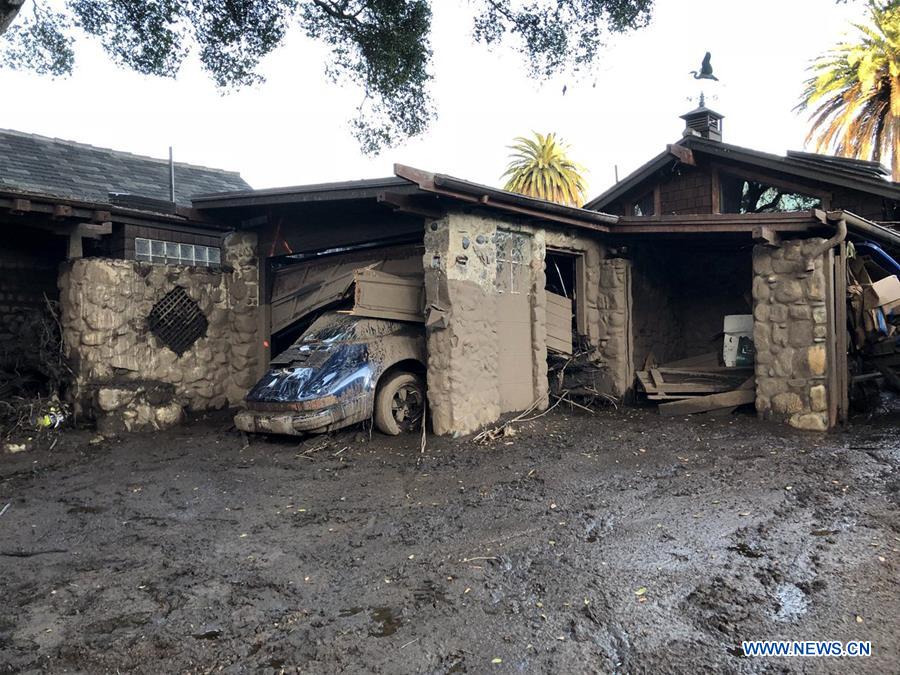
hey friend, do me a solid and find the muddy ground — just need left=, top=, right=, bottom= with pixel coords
left=1, top=401, right=898, bottom=674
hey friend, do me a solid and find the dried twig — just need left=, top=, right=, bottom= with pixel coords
left=0, top=503, right=9, bottom=518
left=420, top=396, right=427, bottom=455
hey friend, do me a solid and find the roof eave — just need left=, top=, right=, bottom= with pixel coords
left=395, top=164, right=618, bottom=231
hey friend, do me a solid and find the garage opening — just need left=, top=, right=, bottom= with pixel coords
left=629, top=239, right=756, bottom=407
left=0, top=230, right=68, bottom=403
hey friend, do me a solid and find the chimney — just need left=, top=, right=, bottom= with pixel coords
left=680, top=93, right=724, bottom=141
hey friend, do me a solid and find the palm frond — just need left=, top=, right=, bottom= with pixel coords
left=797, top=0, right=900, bottom=178
left=500, top=131, right=588, bottom=206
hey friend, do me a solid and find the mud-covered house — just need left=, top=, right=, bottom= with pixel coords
left=189, top=103, right=898, bottom=436
left=3, top=105, right=898, bottom=439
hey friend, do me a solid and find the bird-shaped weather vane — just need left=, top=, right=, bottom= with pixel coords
left=690, top=52, right=718, bottom=81
left=686, top=52, right=720, bottom=108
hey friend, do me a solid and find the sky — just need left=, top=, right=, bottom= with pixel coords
left=0, top=0, right=868, bottom=199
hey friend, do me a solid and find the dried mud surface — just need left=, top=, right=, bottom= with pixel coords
left=1, top=402, right=898, bottom=674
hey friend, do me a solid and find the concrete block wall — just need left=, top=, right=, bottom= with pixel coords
left=752, top=238, right=831, bottom=431
left=58, top=231, right=260, bottom=416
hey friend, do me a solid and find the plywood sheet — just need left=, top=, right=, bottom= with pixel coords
left=546, top=291, right=573, bottom=355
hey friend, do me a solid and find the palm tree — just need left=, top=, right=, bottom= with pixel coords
left=501, top=132, right=588, bottom=206
left=796, top=1, right=900, bottom=180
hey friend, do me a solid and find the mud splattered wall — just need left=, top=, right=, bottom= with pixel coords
left=423, top=213, right=503, bottom=436
left=752, top=238, right=831, bottom=431
left=423, top=211, right=636, bottom=436
left=58, top=231, right=259, bottom=416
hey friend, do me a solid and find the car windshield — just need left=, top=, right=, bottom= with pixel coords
left=301, top=312, right=400, bottom=345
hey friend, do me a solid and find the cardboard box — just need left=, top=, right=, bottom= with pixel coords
left=863, top=274, right=900, bottom=310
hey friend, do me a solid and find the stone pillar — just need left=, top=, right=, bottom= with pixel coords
left=223, top=231, right=260, bottom=405
left=752, top=238, right=830, bottom=431
left=530, top=231, right=550, bottom=410
left=596, top=257, right=633, bottom=397
left=423, top=213, right=501, bottom=436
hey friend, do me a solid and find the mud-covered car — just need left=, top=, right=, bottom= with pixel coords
left=234, top=312, right=426, bottom=436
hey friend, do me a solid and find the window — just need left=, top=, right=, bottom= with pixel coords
left=632, top=191, right=655, bottom=216
left=720, top=175, right=821, bottom=213
left=135, top=237, right=221, bottom=267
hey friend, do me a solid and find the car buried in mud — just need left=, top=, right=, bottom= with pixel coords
left=234, top=312, right=426, bottom=436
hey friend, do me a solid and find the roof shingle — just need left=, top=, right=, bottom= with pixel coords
left=0, top=128, right=250, bottom=206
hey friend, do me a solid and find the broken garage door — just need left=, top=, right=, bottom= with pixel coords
left=270, top=245, right=424, bottom=334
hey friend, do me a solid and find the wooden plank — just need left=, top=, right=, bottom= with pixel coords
left=836, top=242, right=849, bottom=423
left=661, top=352, right=720, bottom=368
left=657, top=367, right=753, bottom=378
left=574, top=255, right=587, bottom=335
left=351, top=269, right=425, bottom=322
left=650, top=368, right=664, bottom=389
left=825, top=247, right=838, bottom=428
left=658, top=387, right=755, bottom=416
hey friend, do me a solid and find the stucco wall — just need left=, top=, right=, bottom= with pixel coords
left=752, top=238, right=831, bottom=431
left=58, top=231, right=260, bottom=416
left=423, top=211, right=634, bottom=435
left=423, top=213, right=502, bottom=435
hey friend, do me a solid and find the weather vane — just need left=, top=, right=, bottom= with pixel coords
left=690, top=52, right=718, bottom=81
left=687, top=52, right=720, bottom=106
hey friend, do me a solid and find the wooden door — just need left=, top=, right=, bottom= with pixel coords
left=494, top=230, right=534, bottom=412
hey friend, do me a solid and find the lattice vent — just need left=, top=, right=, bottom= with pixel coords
left=147, top=287, right=208, bottom=356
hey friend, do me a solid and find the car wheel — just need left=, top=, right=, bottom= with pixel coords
left=374, top=371, right=425, bottom=435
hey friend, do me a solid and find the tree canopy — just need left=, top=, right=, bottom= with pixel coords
left=0, top=0, right=654, bottom=155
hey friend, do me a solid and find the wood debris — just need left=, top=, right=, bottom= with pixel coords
left=636, top=351, right=755, bottom=415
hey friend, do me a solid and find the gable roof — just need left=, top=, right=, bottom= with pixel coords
left=585, top=135, right=900, bottom=210
left=0, top=128, right=250, bottom=207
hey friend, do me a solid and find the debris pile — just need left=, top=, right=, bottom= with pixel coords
left=637, top=351, right=755, bottom=416
left=848, top=247, right=899, bottom=392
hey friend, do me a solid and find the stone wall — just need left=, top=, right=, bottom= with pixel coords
left=752, top=238, right=831, bottom=431
left=596, top=257, right=633, bottom=396
left=58, top=231, right=260, bottom=419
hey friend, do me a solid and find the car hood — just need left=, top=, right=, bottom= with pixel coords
left=247, top=342, right=373, bottom=404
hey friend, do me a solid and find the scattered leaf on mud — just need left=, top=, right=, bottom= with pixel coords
left=239, top=533, right=248, bottom=538
left=856, top=615, right=864, bottom=623
left=739, top=511, right=751, bottom=516
left=785, top=486, right=793, bottom=491
left=635, top=587, right=647, bottom=597
left=491, top=658, right=502, bottom=664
